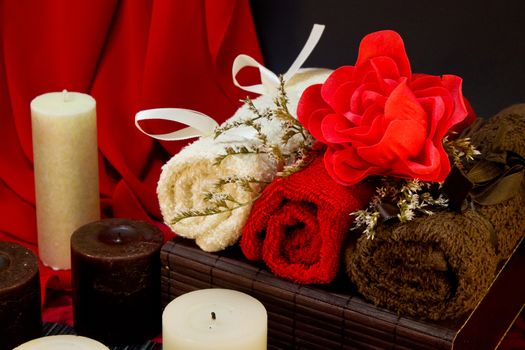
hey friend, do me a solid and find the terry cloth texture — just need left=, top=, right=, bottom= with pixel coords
left=346, top=104, right=525, bottom=320
left=466, top=104, right=525, bottom=260
left=241, top=155, right=373, bottom=284
left=157, top=69, right=332, bottom=252
left=346, top=210, right=499, bottom=320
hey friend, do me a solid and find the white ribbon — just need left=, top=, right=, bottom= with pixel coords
left=135, top=24, right=325, bottom=141
left=135, top=108, right=218, bottom=141
left=232, top=23, right=325, bottom=95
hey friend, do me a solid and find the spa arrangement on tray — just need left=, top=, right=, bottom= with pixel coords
left=147, top=28, right=525, bottom=321
left=3, top=24, right=524, bottom=350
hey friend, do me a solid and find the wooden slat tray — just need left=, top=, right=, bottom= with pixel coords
left=161, top=237, right=525, bottom=350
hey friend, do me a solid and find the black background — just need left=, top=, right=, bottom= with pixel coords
left=249, top=0, right=525, bottom=118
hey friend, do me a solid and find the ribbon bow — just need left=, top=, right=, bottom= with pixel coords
left=232, top=24, right=325, bottom=95
left=135, top=108, right=219, bottom=141
left=134, top=24, right=325, bottom=141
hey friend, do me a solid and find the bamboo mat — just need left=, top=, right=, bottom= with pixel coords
left=161, top=238, right=463, bottom=350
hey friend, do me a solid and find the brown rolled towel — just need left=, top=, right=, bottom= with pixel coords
left=466, top=104, right=525, bottom=259
left=346, top=210, right=498, bottom=320
left=345, top=105, right=525, bottom=320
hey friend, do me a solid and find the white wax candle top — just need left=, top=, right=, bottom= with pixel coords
left=31, top=91, right=96, bottom=116
left=163, top=288, right=267, bottom=350
left=13, top=335, right=109, bottom=350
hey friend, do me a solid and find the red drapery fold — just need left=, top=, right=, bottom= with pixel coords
left=0, top=0, right=262, bottom=298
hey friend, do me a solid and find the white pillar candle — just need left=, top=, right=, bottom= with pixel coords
left=163, top=288, right=267, bottom=350
left=31, top=91, right=100, bottom=270
left=13, top=335, right=109, bottom=350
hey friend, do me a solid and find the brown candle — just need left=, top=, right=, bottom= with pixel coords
left=0, top=242, right=42, bottom=350
left=71, top=218, right=163, bottom=344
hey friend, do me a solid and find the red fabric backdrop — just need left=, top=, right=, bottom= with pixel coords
left=0, top=0, right=262, bottom=296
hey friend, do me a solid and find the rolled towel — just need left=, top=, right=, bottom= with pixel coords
left=241, top=154, right=373, bottom=284
left=345, top=104, right=525, bottom=320
left=345, top=210, right=499, bottom=320
left=157, top=69, right=331, bottom=252
left=465, top=104, right=525, bottom=259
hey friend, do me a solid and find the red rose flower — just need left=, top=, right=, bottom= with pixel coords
left=297, top=30, right=474, bottom=185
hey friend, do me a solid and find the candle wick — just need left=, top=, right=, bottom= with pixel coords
left=211, top=311, right=216, bottom=321
left=62, top=89, right=72, bottom=102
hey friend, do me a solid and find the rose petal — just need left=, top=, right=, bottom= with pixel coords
left=321, top=66, right=354, bottom=106
left=352, top=61, right=375, bottom=84
left=414, top=84, right=452, bottom=106
left=357, top=118, right=426, bottom=167
left=336, top=112, right=385, bottom=144
left=369, top=56, right=402, bottom=94
left=451, top=97, right=477, bottom=134
left=354, top=81, right=426, bottom=165
left=350, top=82, right=382, bottom=114
left=297, top=84, right=330, bottom=126
left=418, top=96, right=445, bottom=140
left=434, top=144, right=452, bottom=182
left=383, top=79, right=426, bottom=128
left=361, top=90, right=387, bottom=111
left=410, top=74, right=443, bottom=91
left=361, top=104, right=384, bottom=126
left=393, top=139, right=441, bottom=179
left=356, top=30, right=411, bottom=78
left=308, top=109, right=334, bottom=143
left=413, top=85, right=450, bottom=99
left=324, top=147, right=372, bottom=185
left=436, top=75, right=468, bottom=138
left=321, top=114, right=356, bottom=143
left=342, top=110, right=363, bottom=125
left=332, top=80, right=359, bottom=115
left=369, top=56, right=401, bottom=80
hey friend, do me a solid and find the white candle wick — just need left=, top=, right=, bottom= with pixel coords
left=163, top=289, right=267, bottom=349
left=62, top=89, right=73, bottom=102
left=208, top=311, right=217, bottom=330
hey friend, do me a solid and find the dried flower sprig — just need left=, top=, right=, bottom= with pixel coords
left=171, top=76, right=314, bottom=225
left=351, top=179, right=448, bottom=239
left=443, top=136, right=481, bottom=168
left=170, top=195, right=260, bottom=225
left=213, top=175, right=270, bottom=193
left=351, top=133, right=480, bottom=239
left=351, top=209, right=380, bottom=240
left=213, top=145, right=262, bottom=166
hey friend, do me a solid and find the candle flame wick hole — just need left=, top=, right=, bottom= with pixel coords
left=114, top=232, right=122, bottom=243
left=211, top=311, right=216, bottom=321
left=62, top=89, right=73, bottom=102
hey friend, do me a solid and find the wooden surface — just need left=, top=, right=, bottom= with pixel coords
left=161, top=237, right=524, bottom=349
left=161, top=238, right=525, bottom=349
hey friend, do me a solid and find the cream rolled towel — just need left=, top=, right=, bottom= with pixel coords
left=157, top=68, right=332, bottom=252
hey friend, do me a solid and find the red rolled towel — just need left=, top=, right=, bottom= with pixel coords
left=240, top=154, right=373, bottom=284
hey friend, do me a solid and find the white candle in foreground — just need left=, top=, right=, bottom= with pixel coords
left=31, top=91, right=100, bottom=270
left=13, top=335, right=109, bottom=350
left=163, top=289, right=267, bottom=350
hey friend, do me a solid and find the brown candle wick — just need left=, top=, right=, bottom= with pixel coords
left=211, top=311, right=216, bottom=321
